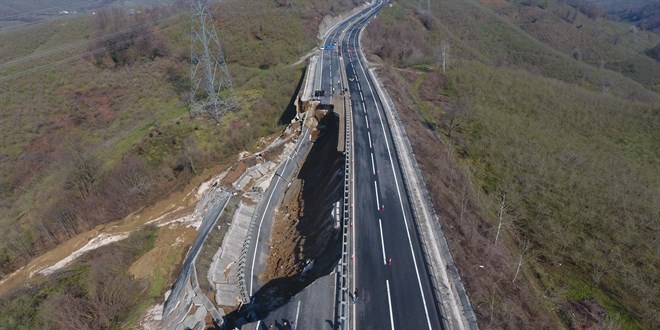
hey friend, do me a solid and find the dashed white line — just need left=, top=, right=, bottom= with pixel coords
left=295, top=300, right=301, bottom=326
left=379, top=219, right=386, bottom=265
left=370, top=152, right=375, bottom=174
left=354, top=26, right=434, bottom=329
left=367, top=131, right=373, bottom=149
left=365, top=116, right=369, bottom=129
left=386, top=280, right=395, bottom=330
left=374, top=180, right=380, bottom=209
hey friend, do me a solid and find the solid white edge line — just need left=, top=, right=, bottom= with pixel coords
left=379, top=219, right=386, bottom=265
left=386, top=280, right=395, bottom=330
left=249, top=127, right=308, bottom=297
left=250, top=176, right=280, bottom=295
left=354, top=15, right=434, bottom=330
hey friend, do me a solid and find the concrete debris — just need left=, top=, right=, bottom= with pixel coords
left=209, top=203, right=255, bottom=307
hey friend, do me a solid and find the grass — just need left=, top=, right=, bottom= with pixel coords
left=446, top=62, right=658, bottom=325
left=365, top=0, right=659, bottom=328
left=0, top=0, right=317, bottom=271
left=1, top=0, right=359, bottom=324
left=0, top=226, right=158, bottom=329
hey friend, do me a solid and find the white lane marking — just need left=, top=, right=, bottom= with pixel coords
left=337, top=4, right=382, bottom=329
left=386, top=280, right=395, bottom=330
left=370, top=152, right=375, bottom=174
left=374, top=180, right=380, bottom=209
left=362, top=103, right=366, bottom=113
left=379, top=219, right=386, bottom=265
left=360, top=91, right=364, bottom=101
left=354, top=22, right=434, bottom=330
left=250, top=176, right=280, bottom=295
left=349, top=32, right=358, bottom=330
left=365, top=115, right=369, bottom=129
left=368, top=131, right=373, bottom=149
left=250, top=127, right=308, bottom=296
left=295, top=300, right=301, bottom=325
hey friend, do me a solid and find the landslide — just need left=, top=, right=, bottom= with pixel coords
left=224, top=109, right=346, bottom=324
left=264, top=110, right=344, bottom=283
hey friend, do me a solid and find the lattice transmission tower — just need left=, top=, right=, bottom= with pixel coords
left=190, top=0, right=237, bottom=123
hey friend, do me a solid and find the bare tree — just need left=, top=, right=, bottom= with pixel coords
left=66, top=146, right=101, bottom=202
left=43, top=201, right=80, bottom=239
left=439, top=40, right=451, bottom=73
left=495, top=194, right=507, bottom=244
left=513, top=240, right=532, bottom=282
left=183, top=137, right=200, bottom=176
left=6, top=230, right=35, bottom=258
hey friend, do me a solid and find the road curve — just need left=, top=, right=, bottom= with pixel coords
left=341, top=2, right=446, bottom=330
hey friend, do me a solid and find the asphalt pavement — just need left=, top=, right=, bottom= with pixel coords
left=341, top=5, right=445, bottom=330
left=242, top=1, right=446, bottom=328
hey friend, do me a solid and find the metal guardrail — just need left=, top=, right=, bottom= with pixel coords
left=162, top=190, right=231, bottom=328
left=355, top=22, right=478, bottom=329
left=237, top=120, right=312, bottom=304
left=336, top=53, right=353, bottom=330
left=237, top=190, right=265, bottom=304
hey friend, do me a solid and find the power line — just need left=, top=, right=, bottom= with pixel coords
left=189, top=0, right=237, bottom=123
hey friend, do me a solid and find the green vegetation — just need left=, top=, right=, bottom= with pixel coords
left=2, top=0, right=318, bottom=274
left=365, top=0, right=659, bottom=328
left=0, top=226, right=157, bottom=329
left=0, top=0, right=359, bottom=324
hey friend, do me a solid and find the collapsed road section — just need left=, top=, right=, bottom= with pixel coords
left=223, top=93, right=346, bottom=328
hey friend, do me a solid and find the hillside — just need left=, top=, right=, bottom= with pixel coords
left=364, top=0, right=659, bottom=328
left=594, top=0, right=660, bottom=35
left=0, top=0, right=359, bottom=327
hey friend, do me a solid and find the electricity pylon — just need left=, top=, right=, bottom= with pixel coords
left=190, top=0, right=237, bottom=123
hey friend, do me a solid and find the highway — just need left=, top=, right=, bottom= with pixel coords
left=340, top=4, right=445, bottom=330
left=242, top=1, right=446, bottom=328
left=240, top=4, right=382, bottom=330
